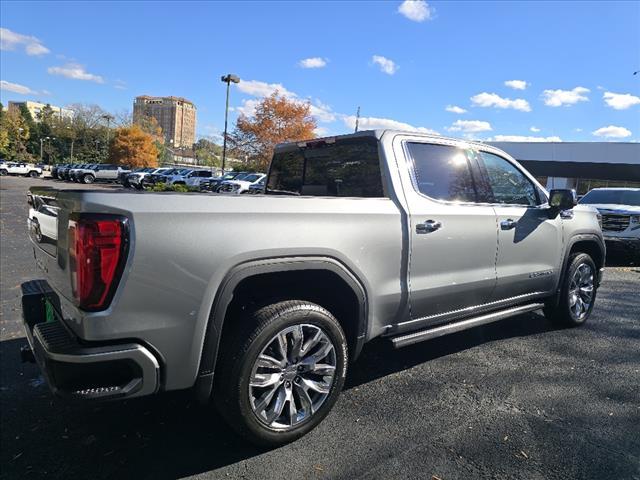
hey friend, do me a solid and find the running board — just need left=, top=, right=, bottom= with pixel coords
left=390, top=303, right=545, bottom=349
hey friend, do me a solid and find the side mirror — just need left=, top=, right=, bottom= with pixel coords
left=549, top=189, right=577, bottom=211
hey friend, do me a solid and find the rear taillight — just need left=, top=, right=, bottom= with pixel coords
left=68, top=215, right=129, bottom=311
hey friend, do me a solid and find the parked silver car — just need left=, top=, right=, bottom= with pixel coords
left=79, top=164, right=131, bottom=184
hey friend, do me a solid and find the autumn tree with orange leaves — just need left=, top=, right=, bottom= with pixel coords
left=228, top=92, right=316, bottom=170
left=109, top=124, right=159, bottom=168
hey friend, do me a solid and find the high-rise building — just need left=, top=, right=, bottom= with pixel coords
left=8, top=101, right=74, bottom=122
left=133, top=95, right=197, bottom=148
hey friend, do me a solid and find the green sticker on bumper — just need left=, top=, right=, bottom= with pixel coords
left=44, top=299, right=55, bottom=323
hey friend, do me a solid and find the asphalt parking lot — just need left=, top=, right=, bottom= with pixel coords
left=1, top=175, right=639, bottom=480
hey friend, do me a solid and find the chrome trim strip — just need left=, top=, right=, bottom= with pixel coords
left=398, top=292, right=545, bottom=330
left=391, top=302, right=544, bottom=348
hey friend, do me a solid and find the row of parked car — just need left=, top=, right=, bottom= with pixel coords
left=50, top=163, right=267, bottom=194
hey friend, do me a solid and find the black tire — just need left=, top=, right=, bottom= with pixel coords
left=29, top=170, right=39, bottom=177
left=0, top=169, right=7, bottom=176
left=544, top=252, right=597, bottom=326
left=82, top=174, right=95, bottom=184
left=214, top=300, right=348, bottom=447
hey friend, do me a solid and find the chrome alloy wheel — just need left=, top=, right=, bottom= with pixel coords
left=248, top=324, right=337, bottom=430
left=569, top=263, right=594, bottom=320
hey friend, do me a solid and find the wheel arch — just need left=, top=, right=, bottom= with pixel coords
left=194, top=256, right=368, bottom=402
left=554, top=234, right=605, bottom=299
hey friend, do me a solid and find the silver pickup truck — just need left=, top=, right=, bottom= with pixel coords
left=21, top=130, right=605, bottom=446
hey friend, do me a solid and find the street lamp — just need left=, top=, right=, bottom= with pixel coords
left=40, top=136, right=51, bottom=162
left=66, top=126, right=75, bottom=161
left=220, top=73, right=240, bottom=175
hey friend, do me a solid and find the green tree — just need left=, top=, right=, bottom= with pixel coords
left=194, top=138, right=222, bottom=167
left=1, top=108, right=32, bottom=160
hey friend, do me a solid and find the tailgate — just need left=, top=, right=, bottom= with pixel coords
left=27, top=186, right=77, bottom=304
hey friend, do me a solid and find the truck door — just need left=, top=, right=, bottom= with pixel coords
left=394, top=139, right=499, bottom=326
left=474, top=150, right=563, bottom=300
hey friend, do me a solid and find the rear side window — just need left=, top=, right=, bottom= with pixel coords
left=477, top=152, right=540, bottom=206
left=406, top=143, right=478, bottom=202
left=267, top=137, right=384, bottom=197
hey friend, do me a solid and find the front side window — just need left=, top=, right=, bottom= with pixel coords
left=406, top=142, right=478, bottom=202
left=478, top=152, right=539, bottom=206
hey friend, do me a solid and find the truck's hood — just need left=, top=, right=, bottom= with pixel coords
left=585, top=204, right=640, bottom=215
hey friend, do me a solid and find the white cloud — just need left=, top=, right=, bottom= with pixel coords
left=504, top=80, right=528, bottom=90
left=236, top=79, right=296, bottom=98
left=530, top=126, right=541, bottom=132
left=0, top=28, right=49, bottom=56
left=489, top=135, right=561, bottom=142
left=114, top=79, right=127, bottom=90
left=343, top=115, right=438, bottom=135
left=447, top=120, right=492, bottom=133
left=398, top=0, right=434, bottom=22
left=592, top=125, right=632, bottom=138
left=445, top=105, right=467, bottom=114
left=299, top=57, right=327, bottom=69
left=541, top=86, right=589, bottom=107
left=309, top=101, right=336, bottom=123
left=0, top=80, right=39, bottom=95
left=372, top=55, right=398, bottom=75
left=470, top=92, right=531, bottom=112
left=314, top=126, right=330, bottom=137
left=574, top=128, right=583, bottom=132
left=233, top=98, right=261, bottom=117
left=47, top=63, right=104, bottom=83
left=603, top=91, right=640, bottom=110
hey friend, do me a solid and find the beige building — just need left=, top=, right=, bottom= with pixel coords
left=8, top=100, right=74, bottom=121
left=133, top=95, right=197, bottom=148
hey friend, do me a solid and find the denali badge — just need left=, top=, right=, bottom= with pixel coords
left=529, top=270, right=553, bottom=278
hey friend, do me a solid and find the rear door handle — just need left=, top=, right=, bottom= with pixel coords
left=416, top=219, right=442, bottom=234
left=500, top=219, right=517, bottom=230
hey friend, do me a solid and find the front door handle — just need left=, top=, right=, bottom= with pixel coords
left=500, top=219, right=517, bottom=230
left=416, top=219, right=442, bottom=234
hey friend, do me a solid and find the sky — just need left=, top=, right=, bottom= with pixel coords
left=1, top=1, right=639, bottom=143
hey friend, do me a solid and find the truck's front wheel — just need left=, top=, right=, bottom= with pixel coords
left=544, top=252, right=597, bottom=326
left=215, top=300, right=348, bottom=447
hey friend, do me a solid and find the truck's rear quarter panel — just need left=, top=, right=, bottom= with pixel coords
left=31, top=190, right=403, bottom=390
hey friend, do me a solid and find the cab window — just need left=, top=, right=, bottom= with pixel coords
left=406, top=143, right=478, bottom=203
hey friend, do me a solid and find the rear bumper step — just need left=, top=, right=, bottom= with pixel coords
left=21, top=280, right=160, bottom=401
left=390, top=303, right=545, bottom=349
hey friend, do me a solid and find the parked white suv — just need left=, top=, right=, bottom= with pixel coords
left=579, top=187, right=640, bottom=259
left=124, top=167, right=163, bottom=189
left=182, top=169, right=218, bottom=189
left=0, top=162, right=42, bottom=177
left=217, top=173, right=266, bottom=194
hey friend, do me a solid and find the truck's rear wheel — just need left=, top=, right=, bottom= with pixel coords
left=215, top=300, right=348, bottom=447
left=29, top=170, right=39, bottom=177
left=82, top=174, right=95, bottom=184
left=544, top=252, right=597, bottom=326
left=0, top=169, right=7, bottom=176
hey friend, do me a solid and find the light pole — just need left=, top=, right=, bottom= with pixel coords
left=102, top=114, right=114, bottom=161
left=66, top=126, right=75, bottom=162
left=220, top=74, right=240, bottom=175
left=40, top=136, right=51, bottom=162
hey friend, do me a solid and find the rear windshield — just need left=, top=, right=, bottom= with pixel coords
left=266, top=137, right=384, bottom=197
left=579, top=189, right=640, bottom=207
